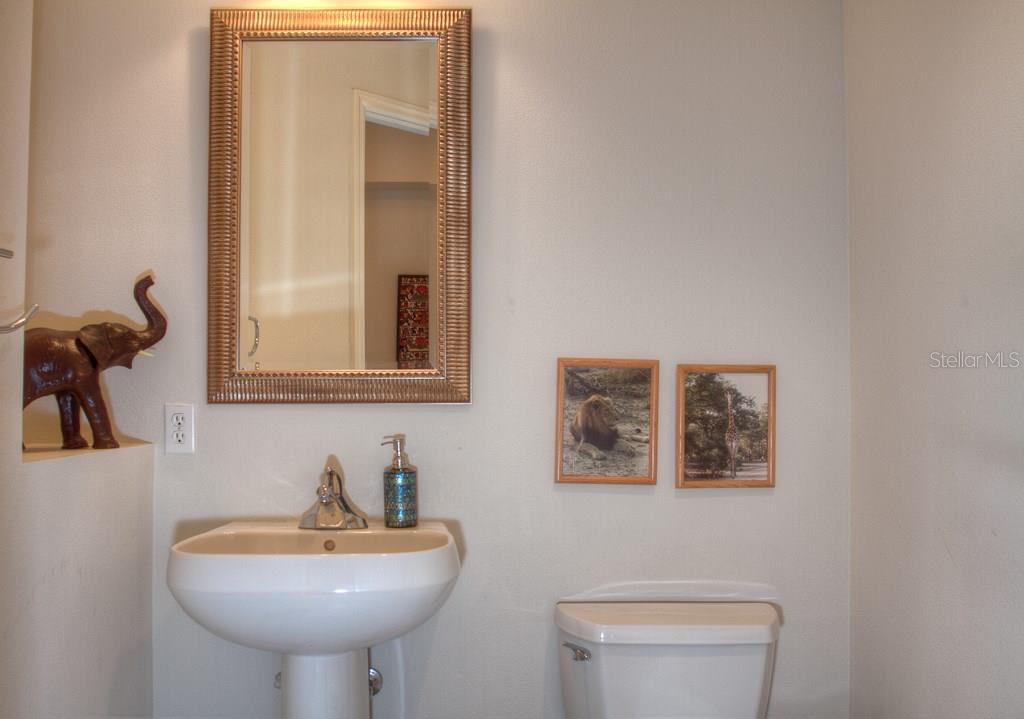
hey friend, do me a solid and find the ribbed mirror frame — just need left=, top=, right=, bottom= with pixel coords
left=208, top=8, right=471, bottom=403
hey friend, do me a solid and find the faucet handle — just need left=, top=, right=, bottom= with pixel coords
left=324, top=466, right=343, bottom=496
left=315, top=466, right=343, bottom=503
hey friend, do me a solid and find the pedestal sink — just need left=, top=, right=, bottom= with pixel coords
left=167, top=520, right=460, bottom=719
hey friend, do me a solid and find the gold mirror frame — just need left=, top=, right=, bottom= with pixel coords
left=208, top=9, right=471, bottom=403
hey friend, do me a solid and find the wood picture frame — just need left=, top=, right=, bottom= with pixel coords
left=556, top=358, right=659, bottom=485
left=676, top=364, right=775, bottom=488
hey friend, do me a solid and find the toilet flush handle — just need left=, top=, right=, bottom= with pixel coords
left=562, top=642, right=591, bottom=662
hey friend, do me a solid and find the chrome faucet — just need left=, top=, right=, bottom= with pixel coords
left=298, top=464, right=368, bottom=530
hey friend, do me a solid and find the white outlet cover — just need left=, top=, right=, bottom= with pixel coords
left=164, top=403, right=195, bottom=454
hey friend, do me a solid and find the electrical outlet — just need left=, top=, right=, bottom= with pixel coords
left=165, top=403, right=195, bottom=454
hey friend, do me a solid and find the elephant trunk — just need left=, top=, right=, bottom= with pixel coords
left=133, top=275, right=167, bottom=349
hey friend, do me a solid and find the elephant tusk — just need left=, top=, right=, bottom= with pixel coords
left=137, top=349, right=155, bottom=358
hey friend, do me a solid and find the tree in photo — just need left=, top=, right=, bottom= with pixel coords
left=684, top=373, right=766, bottom=477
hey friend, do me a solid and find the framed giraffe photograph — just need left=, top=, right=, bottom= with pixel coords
left=676, top=364, right=776, bottom=488
left=555, top=357, right=659, bottom=485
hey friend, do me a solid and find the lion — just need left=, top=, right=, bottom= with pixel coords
left=570, top=394, right=637, bottom=460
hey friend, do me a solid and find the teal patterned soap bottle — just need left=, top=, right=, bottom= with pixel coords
left=382, top=434, right=417, bottom=528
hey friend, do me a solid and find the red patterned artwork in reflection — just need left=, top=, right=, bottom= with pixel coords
left=397, top=274, right=429, bottom=369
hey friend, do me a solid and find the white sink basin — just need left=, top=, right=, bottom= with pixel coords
left=167, top=520, right=460, bottom=655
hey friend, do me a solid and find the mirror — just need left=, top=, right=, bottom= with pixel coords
left=208, top=9, right=471, bottom=403
left=240, top=40, right=439, bottom=372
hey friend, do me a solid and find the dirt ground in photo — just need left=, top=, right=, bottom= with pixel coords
left=560, top=366, right=652, bottom=478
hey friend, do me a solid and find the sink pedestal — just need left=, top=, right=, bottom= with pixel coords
left=283, top=650, right=369, bottom=719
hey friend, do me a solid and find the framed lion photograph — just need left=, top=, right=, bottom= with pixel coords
left=676, top=364, right=776, bottom=488
left=555, top=358, right=659, bottom=484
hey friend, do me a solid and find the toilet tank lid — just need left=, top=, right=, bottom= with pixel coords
left=555, top=602, right=779, bottom=646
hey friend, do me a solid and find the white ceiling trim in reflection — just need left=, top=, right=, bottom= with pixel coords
left=357, top=89, right=437, bottom=136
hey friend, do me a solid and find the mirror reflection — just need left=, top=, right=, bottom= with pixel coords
left=238, top=39, right=438, bottom=371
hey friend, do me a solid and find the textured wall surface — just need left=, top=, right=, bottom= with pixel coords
left=0, top=9, right=36, bottom=712
left=1, top=446, right=154, bottom=719
left=0, top=0, right=32, bottom=457
left=1, top=5, right=152, bottom=717
left=24, top=1, right=850, bottom=717
left=846, top=2, right=1024, bottom=717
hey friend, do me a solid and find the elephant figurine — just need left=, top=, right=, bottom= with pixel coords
left=23, top=275, right=167, bottom=449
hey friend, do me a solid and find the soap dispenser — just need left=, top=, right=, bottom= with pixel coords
left=381, top=434, right=417, bottom=528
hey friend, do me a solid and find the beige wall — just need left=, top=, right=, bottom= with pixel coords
left=1, top=3, right=152, bottom=717
left=0, top=22, right=35, bottom=714
left=846, top=2, right=1024, bottom=717
left=0, top=0, right=32, bottom=455
left=364, top=185, right=437, bottom=368
left=4, top=446, right=155, bottom=719
left=21, top=1, right=851, bottom=717
left=365, top=123, right=438, bottom=184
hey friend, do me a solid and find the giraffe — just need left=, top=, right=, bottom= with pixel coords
left=725, top=392, right=739, bottom=478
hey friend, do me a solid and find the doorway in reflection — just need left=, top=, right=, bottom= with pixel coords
left=364, top=121, right=437, bottom=369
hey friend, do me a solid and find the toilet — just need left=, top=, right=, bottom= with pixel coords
left=556, top=599, right=780, bottom=719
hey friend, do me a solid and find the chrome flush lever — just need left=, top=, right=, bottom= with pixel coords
left=562, top=642, right=591, bottom=661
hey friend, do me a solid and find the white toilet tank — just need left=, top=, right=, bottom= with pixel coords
left=556, top=602, right=779, bottom=719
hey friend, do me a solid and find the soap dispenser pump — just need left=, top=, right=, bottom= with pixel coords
left=382, top=434, right=417, bottom=528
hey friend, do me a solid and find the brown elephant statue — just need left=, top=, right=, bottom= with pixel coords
left=23, top=275, right=167, bottom=449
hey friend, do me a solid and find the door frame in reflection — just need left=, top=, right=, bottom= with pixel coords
left=352, top=89, right=437, bottom=369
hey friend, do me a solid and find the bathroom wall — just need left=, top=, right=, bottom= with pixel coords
left=24, top=1, right=851, bottom=717
left=0, top=2, right=153, bottom=718
left=4, top=446, right=155, bottom=719
left=846, top=2, right=1024, bottom=717
left=0, top=1, right=32, bottom=457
